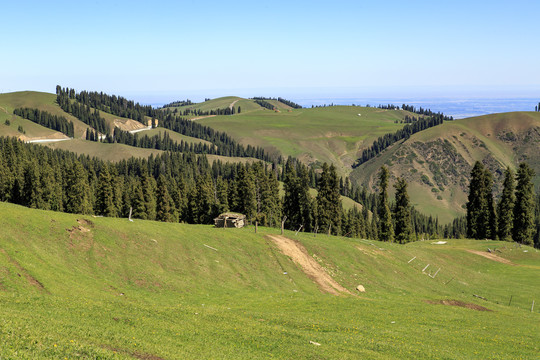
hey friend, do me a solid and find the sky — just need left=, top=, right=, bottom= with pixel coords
left=2, top=0, right=540, bottom=103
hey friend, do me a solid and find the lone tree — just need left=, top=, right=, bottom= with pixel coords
left=378, top=166, right=394, bottom=241
left=497, top=167, right=515, bottom=241
left=513, top=163, right=535, bottom=245
left=393, top=177, right=412, bottom=243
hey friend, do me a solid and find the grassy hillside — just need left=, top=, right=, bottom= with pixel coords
left=43, top=139, right=164, bottom=162
left=1, top=202, right=538, bottom=359
left=199, top=106, right=413, bottom=175
left=351, top=111, right=540, bottom=223
left=0, top=91, right=92, bottom=138
left=164, top=96, right=263, bottom=116
left=141, top=128, right=212, bottom=146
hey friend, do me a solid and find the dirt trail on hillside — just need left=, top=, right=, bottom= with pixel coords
left=466, top=249, right=516, bottom=265
left=229, top=99, right=239, bottom=110
left=191, top=115, right=216, bottom=121
left=267, top=235, right=350, bottom=295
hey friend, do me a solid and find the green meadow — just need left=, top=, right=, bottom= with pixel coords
left=1, top=202, right=538, bottom=359
left=199, top=105, right=412, bottom=175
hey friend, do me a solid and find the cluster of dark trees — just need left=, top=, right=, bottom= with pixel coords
left=400, top=104, right=454, bottom=121
left=277, top=97, right=302, bottom=109
left=56, top=91, right=109, bottom=136
left=85, top=128, right=101, bottom=142
left=0, top=136, right=281, bottom=225
left=466, top=161, right=540, bottom=246
left=535, top=102, right=540, bottom=112
left=179, top=107, right=238, bottom=117
left=13, top=108, right=74, bottom=138
left=254, top=99, right=275, bottom=110
left=56, top=86, right=274, bottom=163
left=353, top=116, right=445, bottom=167
left=57, top=86, right=155, bottom=124
left=158, top=116, right=273, bottom=161
left=162, top=99, right=194, bottom=108
left=0, top=137, right=445, bottom=241
left=252, top=97, right=302, bottom=109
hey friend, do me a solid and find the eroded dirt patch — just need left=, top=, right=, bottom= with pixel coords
left=466, top=249, right=516, bottom=265
left=424, top=299, right=492, bottom=311
left=267, top=235, right=350, bottom=295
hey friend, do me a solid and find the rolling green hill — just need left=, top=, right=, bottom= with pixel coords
left=0, top=202, right=539, bottom=359
left=350, top=111, right=540, bottom=223
left=199, top=105, right=414, bottom=175
left=164, top=96, right=264, bottom=116
left=0, top=91, right=254, bottom=164
left=0, top=92, right=92, bottom=138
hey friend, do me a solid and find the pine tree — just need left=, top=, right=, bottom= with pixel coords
left=156, top=175, right=173, bottom=222
left=235, top=167, right=257, bottom=222
left=191, top=173, right=216, bottom=224
left=377, top=166, right=393, bottom=241
left=497, top=167, right=515, bottom=241
left=513, top=163, right=535, bottom=245
left=466, top=161, right=489, bottom=239
left=96, top=165, right=116, bottom=217
left=393, top=177, right=412, bottom=243
left=316, top=163, right=342, bottom=235
left=141, top=172, right=157, bottom=220
left=484, top=168, right=497, bottom=239
left=131, top=180, right=147, bottom=219
left=64, top=162, right=92, bottom=214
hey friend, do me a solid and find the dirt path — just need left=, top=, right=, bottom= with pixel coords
left=229, top=99, right=240, bottom=111
left=466, top=249, right=516, bottom=265
left=267, top=235, right=350, bottom=295
left=0, top=106, right=7, bottom=114
left=191, top=115, right=216, bottom=121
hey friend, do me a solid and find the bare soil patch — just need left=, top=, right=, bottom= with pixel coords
left=114, top=118, right=147, bottom=132
left=466, top=249, right=516, bottom=265
left=424, top=299, right=492, bottom=311
left=229, top=99, right=240, bottom=110
left=191, top=115, right=216, bottom=121
left=267, top=235, right=350, bottom=295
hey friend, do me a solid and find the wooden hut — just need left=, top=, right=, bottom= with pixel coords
left=213, top=213, right=246, bottom=228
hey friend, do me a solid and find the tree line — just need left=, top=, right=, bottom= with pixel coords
left=161, top=99, right=194, bottom=108
left=466, top=161, right=539, bottom=247
left=56, top=92, right=109, bottom=135
left=56, top=86, right=274, bottom=163
left=253, top=99, right=275, bottom=110
left=13, top=108, right=75, bottom=138
left=0, top=137, right=445, bottom=241
left=535, top=102, right=540, bottom=112
left=277, top=97, right=302, bottom=109
left=352, top=116, right=444, bottom=167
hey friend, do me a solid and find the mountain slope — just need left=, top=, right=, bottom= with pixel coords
left=0, top=202, right=539, bottom=359
left=199, top=105, right=415, bottom=175
left=350, top=111, right=540, bottom=223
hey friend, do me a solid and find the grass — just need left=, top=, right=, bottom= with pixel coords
left=199, top=106, right=412, bottom=176
left=0, top=91, right=91, bottom=138
left=351, top=111, right=540, bottom=223
left=141, top=128, right=212, bottom=146
left=42, top=139, right=163, bottom=162
left=0, top=202, right=538, bottom=359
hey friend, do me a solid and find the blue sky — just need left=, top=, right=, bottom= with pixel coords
left=2, top=0, right=540, bottom=101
